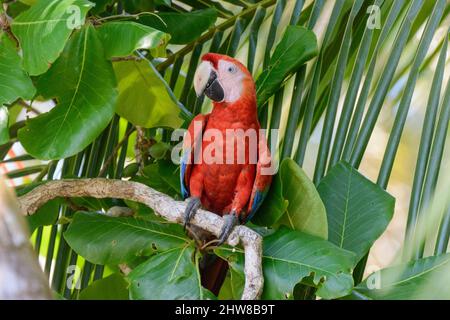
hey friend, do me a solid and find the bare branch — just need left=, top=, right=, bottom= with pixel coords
left=0, top=177, right=52, bottom=300
left=18, top=178, right=264, bottom=300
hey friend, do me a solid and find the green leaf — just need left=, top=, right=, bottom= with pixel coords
left=0, top=106, right=8, bottom=145
left=11, top=0, right=94, bottom=76
left=128, top=245, right=206, bottom=299
left=26, top=199, right=61, bottom=233
left=138, top=8, right=217, bottom=45
left=64, top=212, right=189, bottom=265
left=114, top=60, right=183, bottom=128
left=317, top=162, right=395, bottom=262
left=123, top=0, right=155, bottom=13
left=149, top=142, right=170, bottom=160
left=276, top=159, right=327, bottom=238
left=134, top=160, right=181, bottom=198
left=18, top=0, right=37, bottom=5
left=90, top=0, right=115, bottom=14
left=251, top=172, right=286, bottom=227
left=350, top=254, right=450, bottom=300
left=18, top=26, right=117, bottom=160
left=7, top=2, right=31, bottom=18
left=0, top=33, right=36, bottom=106
left=255, top=25, right=318, bottom=107
left=97, top=21, right=170, bottom=59
left=253, top=159, right=328, bottom=239
left=216, top=227, right=356, bottom=300
left=218, top=269, right=244, bottom=300
left=79, top=273, right=129, bottom=300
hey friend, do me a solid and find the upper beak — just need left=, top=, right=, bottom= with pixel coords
left=194, top=61, right=225, bottom=102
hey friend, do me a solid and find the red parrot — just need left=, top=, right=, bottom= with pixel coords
left=180, top=53, right=272, bottom=293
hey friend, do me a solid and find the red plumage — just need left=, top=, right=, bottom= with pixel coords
left=181, top=53, right=272, bottom=294
left=183, top=53, right=270, bottom=218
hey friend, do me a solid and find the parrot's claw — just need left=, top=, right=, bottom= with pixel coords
left=183, top=197, right=201, bottom=230
left=217, top=212, right=239, bottom=246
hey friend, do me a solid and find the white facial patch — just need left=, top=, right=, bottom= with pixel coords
left=194, top=61, right=213, bottom=97
left=217, top=60, right=244, bottom=103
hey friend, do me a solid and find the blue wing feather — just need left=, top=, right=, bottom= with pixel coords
left=179, top=113, right=209, bottom=200
left=180, top=151, right=190, bottom=199
left=244, top=187, right=269, bottom=223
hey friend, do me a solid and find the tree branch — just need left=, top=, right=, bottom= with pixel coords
left=18, top=178, right=264, bottom=300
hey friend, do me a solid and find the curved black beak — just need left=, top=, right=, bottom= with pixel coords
left=203, top=70, right=224, bottom=102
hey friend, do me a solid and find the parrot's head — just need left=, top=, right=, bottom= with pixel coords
left=194, top=53, right=255, bottom=104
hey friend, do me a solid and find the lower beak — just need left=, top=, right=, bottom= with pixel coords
left=202, top=70, right=225, bottom=102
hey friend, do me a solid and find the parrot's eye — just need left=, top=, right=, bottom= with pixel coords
left=227, top=65, right=237, bottom=74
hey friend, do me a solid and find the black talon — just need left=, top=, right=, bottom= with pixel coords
left=217, top=212, right=239, bottom=246
left=184, top=197, right=201, bottom=230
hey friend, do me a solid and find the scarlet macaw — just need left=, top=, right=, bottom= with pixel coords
left=181, top=53, right=272, bottom=246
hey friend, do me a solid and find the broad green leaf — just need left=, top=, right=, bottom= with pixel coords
left=114, top=60, right=183, bottom=129
left=217, top=275, right=233, bottom=300
left=0, top=34, right=36, bottom=106
left=11, top=0, right=94, bottom=75
left=97, top=21, right=170, bottom=59
left=64, top=212, right=189, bottom=265
left=256, top=26, right=318, bottom=107
left=349, top=254, right=450, bottom=300
left=123, top=0, right=155, bottom=13
left=19, top=0, right=37, bottom=5
left=216, top=227, right=356, bottom=300
left=0, top=106, right=8, bottom=145
left=253, top=159, right=328, bottom=239
left=26, top=199, right=61, bottom=233
left=317, top=162, right=395, bottom=262
left=18, top=26, right=117, bottom=160
left=277, top=160, right=327, bottom=238
left=79, top=273, right=129, bottom=300
left=128, top=245, right=206, bottom=299
left=149, top=142, right=171, bottom=160
left=133, top=160, right=181, bottom=198
left=7, top=2, right=31, bottom=17
left=138, top=8, right=217, bottom=45
left=217, top=270, right=243, bottom=300
left=90, top=0, right=115, bottom=14
left=251, top=172, right=286, bottom=227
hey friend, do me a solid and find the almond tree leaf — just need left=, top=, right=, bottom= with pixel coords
left=138, top=8, right=217, bottom=45
left=11, top=0, right=94, bottom=76
left=0, top=33, right=36, bottom=107
left=216, top=227, right=356, bottom=300
left=128, top=245, right=208, bottom=300
left=255, top=25, right=318, bottom=107
left=277, top=159, right=327, bottom=239
left=26, top=198, right=62, bottom=233
left=317, top=162, right=395, bottom=262
left=64, top=212, right=189, bottom=265
left=18, top=25, right=118, bottom=160
left=90, top=0, right=115, bottom=14
left=113, top=60, right=183, bottom=128
left=349, top=254, right=450, bottom=300
left=97, top=21, right=170, bottom=59
left=133, top=159, right=181, bottom=199
left=251, top=171, right=287, bottom=227
left=79, top=273, right=129, bottom=300
left=254, top=159, right=328, bottom=239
